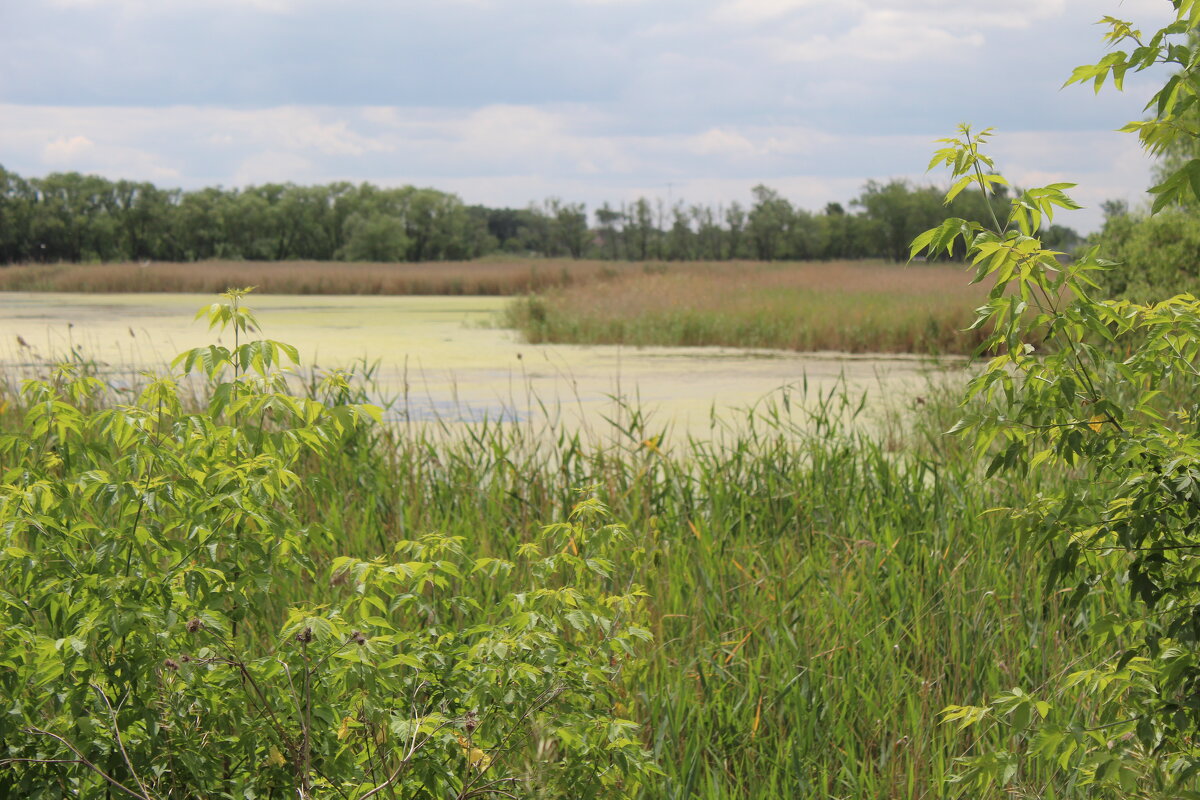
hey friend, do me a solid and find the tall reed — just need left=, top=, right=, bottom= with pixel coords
left=506, top=261, right=991, bottom=355
left=0, top=353, right=1105, bottom=798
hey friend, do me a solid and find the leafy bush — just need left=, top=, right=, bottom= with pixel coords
left=0, top=289, right=655, bottom=799
left=914, top=4, right=1200, bottom=795
left=1096, top=209, right=1200, bottom=300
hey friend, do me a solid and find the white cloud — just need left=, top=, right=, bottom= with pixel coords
left=43, top=135, right=94, bottom=164
left=0, top=102, right=1154, bottom=231
left=43, top=0, right=306, bottom=11
left=232, top=151, right=313, bottom=185
left=711, top=0, right=820, bottom=24
left=687, top=128, right=759, bottom=158
left=770, top=19, right=983, bottom=64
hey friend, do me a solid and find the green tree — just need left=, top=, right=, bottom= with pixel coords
left=920, top=5, right=1200, bottom=795
left=336, top=212, right=410, bottom=261
left=747, top=184, right=792, bottom=260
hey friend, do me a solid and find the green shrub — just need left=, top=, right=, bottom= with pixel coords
left=1097, top=209, right=1200, bottom=300
left=916, top=4, right=1200, bottom=794
left=0, top=289, right=655, bottom=799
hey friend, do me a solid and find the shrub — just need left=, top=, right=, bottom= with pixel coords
left=1097, top=209, right=1200, bottom=300
left=0, top=289, right=655, bottom=799
left=916, top=5, right=1200, bottom=794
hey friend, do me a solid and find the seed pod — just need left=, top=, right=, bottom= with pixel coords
left=186, top=618, right=203, bottom=634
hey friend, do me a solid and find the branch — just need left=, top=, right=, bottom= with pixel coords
left=90, top=684, right=156, bottom=800
left=23, top=727, right=152, bottom=800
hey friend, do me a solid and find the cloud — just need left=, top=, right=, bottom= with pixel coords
left=43, top=0, right=306, bottom=11
left=687, top=129, right=759, bottom=158
left=762, top=10, right=985, bottom=63
left=0, top=0, right=1176, bottom=233
left=43, top=135, right=95, bottom=164
left=711, top=0, right=819, bottom=24
left=232, top=151, right=314, bottom=185
left=0, top=102, right=1154, bottom=231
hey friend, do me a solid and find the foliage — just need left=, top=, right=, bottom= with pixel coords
left=0, top=289, right=656, bottom=799
left=914, top=4, right=1200, bottom=795
left=1095, top=207, right=1200, bottom=299
left=0, top=163, right=1070, bottom=266
left=0, top=296, right=1116, bottom=797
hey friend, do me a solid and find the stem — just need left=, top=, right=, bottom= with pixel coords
left=966, top=129, right=1005, bottom=234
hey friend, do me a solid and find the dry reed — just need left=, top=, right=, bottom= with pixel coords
left=0, top=258, right=630, bottom=295
left=507, top=260, right=992, bottom=355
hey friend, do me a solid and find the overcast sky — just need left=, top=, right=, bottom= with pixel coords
left=0, top=0, right=1179, bottom=232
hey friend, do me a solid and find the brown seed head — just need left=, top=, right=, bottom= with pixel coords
left=296, top=627, right=314, bottom=644
left=186, top=618, right=203, bottom=634
left=163, top=658, right=179, bottom=671
left=350, top=630, right=367, bottom=646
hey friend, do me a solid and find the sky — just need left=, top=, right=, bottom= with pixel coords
left=0, top=0, right=1180, bottom=233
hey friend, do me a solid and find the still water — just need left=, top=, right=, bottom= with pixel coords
left=0, top=293, right=962, bottom=436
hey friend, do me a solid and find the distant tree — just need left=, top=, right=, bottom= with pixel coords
left=725, top=201, right=746, bottom=259
left=551, top=199, right=589, bottom=258
left=747, top=185, right=793, bottom=260
left=629, top=198, right=655, bottom=260
left=691, top=204, right=723, bottom=260
left=336, top=212, right=409, bottom=262
left=667, top=202, right=693, bottom=260
left=595, top=203, right=623, bottom=259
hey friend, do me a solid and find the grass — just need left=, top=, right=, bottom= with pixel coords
left=505, top=260, right=991, bottom=355
left=0, top=341, right=1107, bottom=798
left=0, top=258, right=618, bottom=295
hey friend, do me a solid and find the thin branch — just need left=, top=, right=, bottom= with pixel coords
left=90, top=684, right=156, bottom=800
left=24, top=727, right=151, bottom=800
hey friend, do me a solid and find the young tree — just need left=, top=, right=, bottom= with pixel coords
left=922, top=4, right=1200, bottom=795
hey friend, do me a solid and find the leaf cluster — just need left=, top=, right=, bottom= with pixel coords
left=0, top=291, right=656, bottom=799
left=914, top=5, right=1200, bottom=796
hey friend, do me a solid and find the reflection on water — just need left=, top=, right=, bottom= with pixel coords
left=0, top=292, right=965, bottom=434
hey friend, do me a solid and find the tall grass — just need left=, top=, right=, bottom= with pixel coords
left=506, top=261, right=991, bottom=355
left=0, top=350, right=1103, bottom=797
left=0, top=258, right=615, bottom=295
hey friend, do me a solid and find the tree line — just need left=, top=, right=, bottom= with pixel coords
left=0, top=165, right=1081, bottom=265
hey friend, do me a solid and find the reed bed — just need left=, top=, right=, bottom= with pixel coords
left=0, top=351, right=1106, bottom=798
left=0, top=258, right=626, bottom=295
left=506, top=261, right=990, bottom=355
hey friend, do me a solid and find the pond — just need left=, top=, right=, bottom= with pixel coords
left=0, top=292, right=964, bottom=437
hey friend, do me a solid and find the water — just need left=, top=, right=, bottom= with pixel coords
left=0, top=292, right=964, bottom=435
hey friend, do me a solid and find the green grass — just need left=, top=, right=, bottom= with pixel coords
left=0, top=350, right=1107, bottom=798
left=251, top=377, right=1100, bottom=795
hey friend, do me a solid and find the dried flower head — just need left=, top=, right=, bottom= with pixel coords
left=186, top=618, right=203, bottom=634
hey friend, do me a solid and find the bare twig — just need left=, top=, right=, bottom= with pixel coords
left=23, top=727, right=151, bottom=800
left=90, top=684, right=156, bottom=800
